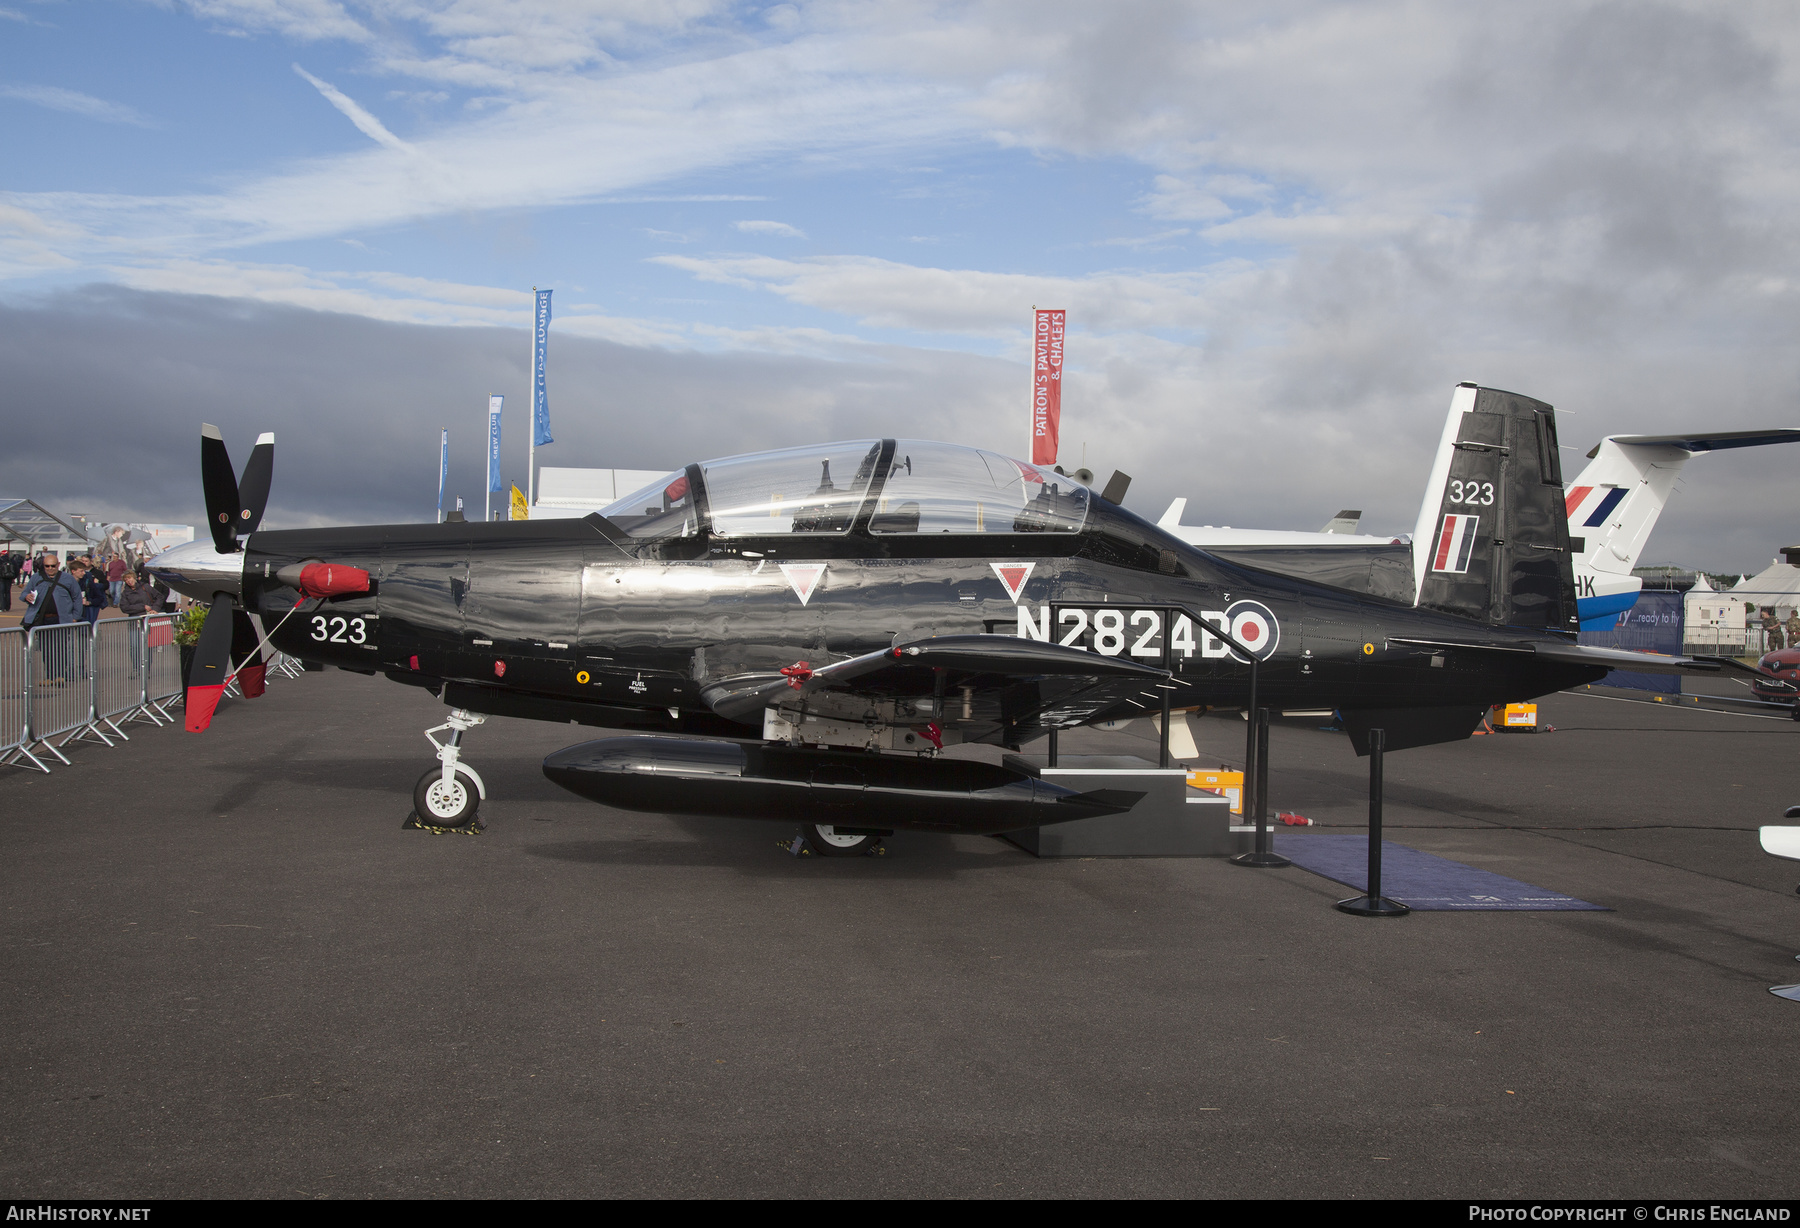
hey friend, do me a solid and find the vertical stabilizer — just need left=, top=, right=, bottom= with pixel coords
left=1413, top=386, right=1579, bottom=631
left=1562, top=428, right=1800, bottom=628
left=1566, top=440, right=1691, bottom=582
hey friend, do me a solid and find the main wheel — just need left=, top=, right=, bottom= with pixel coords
left=802, top=824, right=878, bottom=857
left=413, top=768, right=479, bottom=828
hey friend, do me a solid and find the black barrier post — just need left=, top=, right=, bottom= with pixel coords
left=1242, top=650, right=1258, bottom=811
left=1158, top=689, right=1172, bottom=768
left=1336, top=727, right=1409, bottom=916
left=1233, top=706, right=1290, bottom=868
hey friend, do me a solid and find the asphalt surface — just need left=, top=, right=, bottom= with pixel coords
left=4, top=670, right=1798, bottom=1199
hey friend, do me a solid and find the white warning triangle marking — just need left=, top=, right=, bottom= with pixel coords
left=990, top=560, right=1035, bottom=604
left=779, top=562, right=826, bottom=606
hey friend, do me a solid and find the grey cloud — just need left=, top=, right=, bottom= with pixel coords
left=0, top=285, right=1019, bottom=530
left=5, top=282, right=1794, bottom=575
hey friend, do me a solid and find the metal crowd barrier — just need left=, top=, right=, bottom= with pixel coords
left=0, top=626, right=37, bottom=772
left=94, top=617, right=143, bottom=741
left=144, top=615, right=182, bottom=723
left=1, top=613, right=307, bottom=775
left=23, top=622, right=96, bottom=765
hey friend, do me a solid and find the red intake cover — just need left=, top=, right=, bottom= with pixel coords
left=297, top=563, right=371, bottom=598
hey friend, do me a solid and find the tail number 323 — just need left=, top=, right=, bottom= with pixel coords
left=310, top=615, right=368, bottom=644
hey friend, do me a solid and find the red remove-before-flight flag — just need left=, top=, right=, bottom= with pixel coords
left=1031, top=309, right=1065, bottom=466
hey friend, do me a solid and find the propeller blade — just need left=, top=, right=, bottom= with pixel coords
left=185, top=596, right=235, bottom=732
left=237, top=432, right=274, bottom=535
left=200, top=424, right=241, bottom=554
left=231, top=608, right=269, bottom=699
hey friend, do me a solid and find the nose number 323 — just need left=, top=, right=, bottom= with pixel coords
left=310, top=615, right=368, bottom=644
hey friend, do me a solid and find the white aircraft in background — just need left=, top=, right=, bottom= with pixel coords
left=1159, top=383, right=1800, bottom=630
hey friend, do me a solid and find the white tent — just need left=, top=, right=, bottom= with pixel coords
left=531, top=467, right=669, bottom=520
left=1735, top=552, right=1800, bottom=650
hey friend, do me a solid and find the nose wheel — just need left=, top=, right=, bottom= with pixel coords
left=416, top=709, right=488, bottom=829
left=414, top=769, right=479, bottom=826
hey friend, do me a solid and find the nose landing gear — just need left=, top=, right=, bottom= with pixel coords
left=414, top=709, right=488, bottom=828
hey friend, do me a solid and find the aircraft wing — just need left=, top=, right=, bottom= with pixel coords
left=1387, top=636, right=1722, bottom=676
left=700, top=634, right=1172, bottom=729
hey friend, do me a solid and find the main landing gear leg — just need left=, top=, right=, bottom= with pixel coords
left=415, top=709, right=488, bottom=828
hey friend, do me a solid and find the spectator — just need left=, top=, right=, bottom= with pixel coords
left=73, top=562, right=106, bottom=627
left=20, top=553, right=81, bottom=681
left=106, top=553, right=126, bottom=607
left=116, top=572, right=153, bottom=617
left=1764, top=609, right=1785, bottom=652
left=0, top=548, right=16, bottom=613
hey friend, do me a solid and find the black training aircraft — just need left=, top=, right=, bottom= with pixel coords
left=154, top=385, right=1719, bottom=852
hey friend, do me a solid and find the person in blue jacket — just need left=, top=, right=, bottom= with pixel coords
left=72, top=561, right=107, bottom=626
left=20, top=554, right=83, bottom=682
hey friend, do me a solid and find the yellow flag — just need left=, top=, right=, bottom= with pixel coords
left=510, top=484, right=528, bottom=520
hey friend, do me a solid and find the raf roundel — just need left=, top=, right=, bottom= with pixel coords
left=1225, top=600, right=1280, bottom=662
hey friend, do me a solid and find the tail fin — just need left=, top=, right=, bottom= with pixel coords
left=1411, top=384, right=1579, bottom=632
left=1567, top=429, right=1800, bottom=582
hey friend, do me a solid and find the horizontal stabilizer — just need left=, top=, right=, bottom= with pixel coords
left=1387, top=635, right=1720, bottom=676
left=1584, top=428, right=1800, bottom=458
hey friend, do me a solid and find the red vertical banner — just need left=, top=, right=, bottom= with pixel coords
left=1031, top=309, right=1065, bottom=466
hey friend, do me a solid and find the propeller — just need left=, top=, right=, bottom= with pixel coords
left=185, top=425, right=370, bottom=732
left=188, top=426, right=275, bottom=730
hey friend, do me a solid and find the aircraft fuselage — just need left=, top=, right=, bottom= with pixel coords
left=236, top=497, right=1603, bottom=749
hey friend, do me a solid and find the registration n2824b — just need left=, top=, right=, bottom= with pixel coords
left=1015, top=602, right=1278, bottom=664
left=1015, top=605, right=1193, bottom=664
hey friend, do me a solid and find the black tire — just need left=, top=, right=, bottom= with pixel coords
left=801, top=823, right=878, bottom=857
left=413, top=768, right=479, bottom=828
left=1791, top=704, right=1800, bottom=722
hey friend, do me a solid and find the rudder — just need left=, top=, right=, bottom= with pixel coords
left=1413, top=384, right=1579, bottom=632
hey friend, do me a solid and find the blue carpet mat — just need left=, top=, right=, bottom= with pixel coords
left=1273, top=834, right=1609, bottom=911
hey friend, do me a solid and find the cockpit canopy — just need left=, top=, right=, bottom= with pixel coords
left=598, top=440, right=1090, bottom=540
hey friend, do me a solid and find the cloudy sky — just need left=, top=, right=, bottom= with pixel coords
left=4, top=1, right=1799, bottom=569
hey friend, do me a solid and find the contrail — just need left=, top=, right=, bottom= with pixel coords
left=292, top=64, right=411, bottom=152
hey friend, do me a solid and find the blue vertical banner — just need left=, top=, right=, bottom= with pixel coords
left=487, top=396, right=504, bottom=493
left=532, top=289, right=553, bottom=447
left=436, top=429, right=448, bottom=523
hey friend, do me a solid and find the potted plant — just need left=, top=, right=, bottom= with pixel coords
left=174, top=604, right=207, bottom=684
